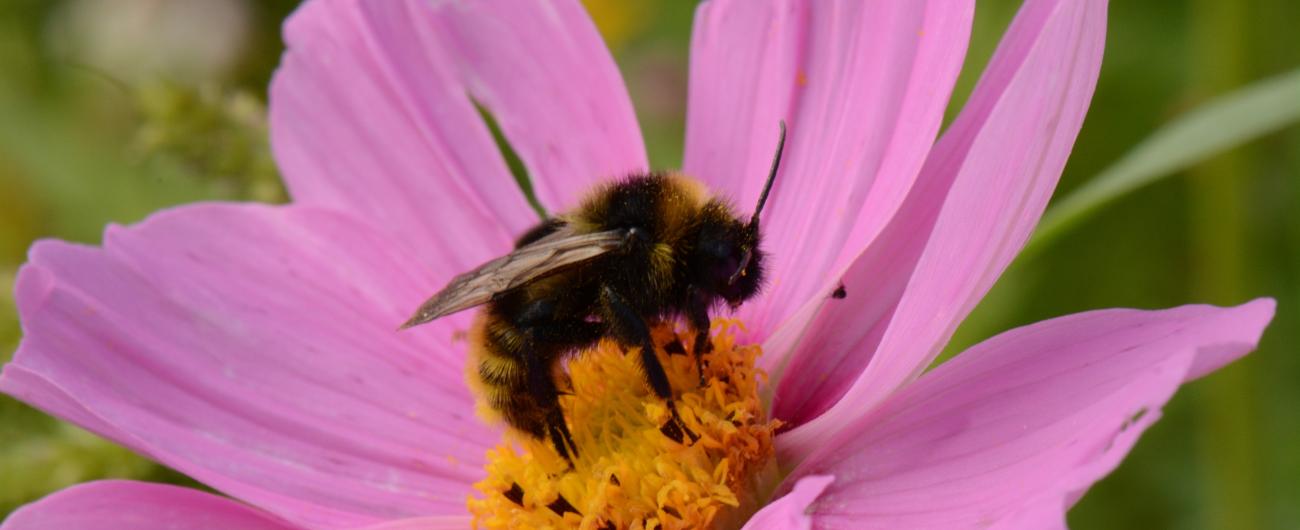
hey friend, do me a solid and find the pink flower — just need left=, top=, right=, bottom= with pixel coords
left=1, top=0, right=1274, bottom=528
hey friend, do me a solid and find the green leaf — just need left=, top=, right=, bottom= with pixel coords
left=1027, top=68, right=1300, bottom=254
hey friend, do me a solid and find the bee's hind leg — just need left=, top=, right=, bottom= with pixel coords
left=686, top=285, right=713, bottom=385
left=547, top=411, right=579, bottom=464
left=518, top=351, right=579, bottom=465
left=601, top=287, right=700, bottom=445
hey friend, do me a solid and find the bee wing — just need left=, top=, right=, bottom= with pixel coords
left=400, top=228, right=625, bottom=329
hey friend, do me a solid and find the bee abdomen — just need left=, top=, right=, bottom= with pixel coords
left=469, top=314, right=551, bottom=439
left=473, top=315, right=528, bottom=388
left=477, top=343, right=524, bottom=386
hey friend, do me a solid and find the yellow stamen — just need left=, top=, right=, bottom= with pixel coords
left=468, top=320, right=779, bottom=530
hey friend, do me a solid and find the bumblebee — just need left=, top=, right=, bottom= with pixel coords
left=402, top=123, right=786, bottom=462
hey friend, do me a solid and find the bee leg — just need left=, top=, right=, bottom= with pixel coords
left=547, top=412, right=579, bottom=464
left=686, top=285, right=713, bottom=385
left=522, top=348, right=579, bottom=465
left=602, top=287, right=700, bottom=444
left=543, top=320, right=604, bottom=398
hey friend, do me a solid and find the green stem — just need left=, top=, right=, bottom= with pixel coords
left=1187, top=2, right=1260, bottom=529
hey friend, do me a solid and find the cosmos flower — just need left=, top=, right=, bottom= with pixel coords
left=0, top=0, right=1275, bottom=528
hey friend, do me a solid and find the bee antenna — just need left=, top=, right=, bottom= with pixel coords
left=729, top=121, right=784, bottom=287
left=748, top=120, right=785, bottom=230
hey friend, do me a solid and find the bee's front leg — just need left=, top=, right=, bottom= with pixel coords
left=601, top=286, right=699, bottom=445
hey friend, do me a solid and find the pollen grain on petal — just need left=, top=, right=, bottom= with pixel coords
left=468, top=320, right=779, bottom=530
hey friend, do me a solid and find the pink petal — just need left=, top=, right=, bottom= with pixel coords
left=271, top=0, right=646, bottom=269
left=740, top=475, right=833, bottom=530
left=414, top=0, right=648, bottom=211
left=778, top=300, right=1274, bottom=529
left=357, top=517, right=472, bottom=530
left=0, top=204, right=498, bottom=529
left=684, top=0, right=973, bottom=338
left=0, top=481, right=297, bottom=530
left=989, top=497, right=1068, bottom=530
left=773, top=0, right=1108, bottom=447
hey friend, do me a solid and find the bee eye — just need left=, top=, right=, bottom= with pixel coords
left=708, top=256, right=738, bottom=283
left=704, top=241, right=731, bottom=259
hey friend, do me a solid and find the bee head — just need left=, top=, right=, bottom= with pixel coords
left=706, top=120, right=783, bottom=309
left=724, top=226, right=765, bottom=308
left=695, top=219, right=764, bottom=308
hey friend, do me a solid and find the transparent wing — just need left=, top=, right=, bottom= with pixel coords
left=400, top=227, right=625, bottom=329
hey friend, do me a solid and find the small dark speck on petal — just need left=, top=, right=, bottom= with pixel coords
left=1121, top=407, right=1149, bottom=431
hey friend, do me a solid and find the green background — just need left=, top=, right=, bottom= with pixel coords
left=1, top=0, right=1297, bottom=527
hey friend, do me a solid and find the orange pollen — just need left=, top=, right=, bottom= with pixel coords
left=467, top=320, right=779, bottom=529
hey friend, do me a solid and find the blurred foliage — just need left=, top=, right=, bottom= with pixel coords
left=0, top=0, right=1297, bottom=528
left=132, top=81, right=284, bottom=202
left=0, top=0, right=297, bottom=517
left=1027, top=69, right=1300, bottom=257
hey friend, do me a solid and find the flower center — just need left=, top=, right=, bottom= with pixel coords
left=468, top=320, right=779, bottom=529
